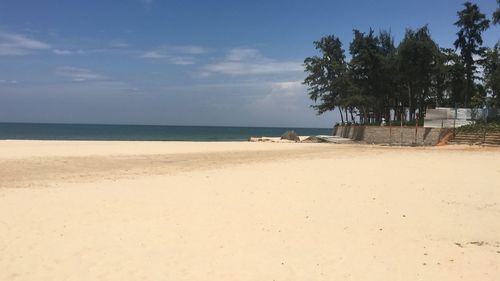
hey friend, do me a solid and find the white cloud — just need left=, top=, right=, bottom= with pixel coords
left=141, top=51, right=194, bottom=65
left=141, top=51, right=166, bottom=59
left=141, top=45, right=209, bottom=65
left=226, top=48, right=260, bottom=61
left=0, top=79, right=18, bottom=84
left=56, top=66, right=109, bottom=82
left=172, top=45, right=209, bottom=55
left=272, top=81, right=305, bottom=91
left=204, top=48, right=303, bottom=76
left=250, top=81, right=306, bottom=110
left=52, top=46, right=108, bottom=56
left=53, top=49, right=73, bottom=55
left=168, top=57, right=196, bottom=65
left=205, top=61, right=303, bottom=75
left=0, top=31, right=50, bottom=56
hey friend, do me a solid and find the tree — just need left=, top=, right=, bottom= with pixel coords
left=302, top=2, right=499, bottom=126
left=398, top=26, right=439, bottom=120
left=493, top=0, right=500, bottom=25
left=348, top=29, right=388, bottom=123
left=433, top=49, right=450, bottom=107
left=454, top=2, right=490, bottom=107
left=483, top=44, right=500, bottom=107
left=439, top=48, right=467, bottom=107
left=378, top=30, right=400, bottom=120
left=303, top=35, right=349, bottom=123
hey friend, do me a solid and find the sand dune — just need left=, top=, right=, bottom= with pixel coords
left=1, top=141, right=499, bottom=280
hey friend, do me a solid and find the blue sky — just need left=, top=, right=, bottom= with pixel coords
left=0, top=0, right=498, bottom=127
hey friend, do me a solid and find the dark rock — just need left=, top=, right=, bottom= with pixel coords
left=281, top=130, right=300, bottom=141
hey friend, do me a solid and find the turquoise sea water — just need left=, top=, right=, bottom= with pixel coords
left=0, top=123, right=333, bottom=141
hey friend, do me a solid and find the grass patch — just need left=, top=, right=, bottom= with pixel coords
left=456, top=120, right=500, bottom=134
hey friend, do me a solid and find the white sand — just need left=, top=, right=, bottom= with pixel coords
left=0, top=141, right=499, bottom=280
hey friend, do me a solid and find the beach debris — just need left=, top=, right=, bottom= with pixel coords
left=301, top=136, right=328, bottom=143
left=249, top=134, right=353, bottom=143
left=281, top=131, right=300, bottom=141
left=249, top=136, right=271, bottom=142
left=304, top=135, right=354, bottom=143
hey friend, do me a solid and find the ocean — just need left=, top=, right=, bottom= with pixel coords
left=0, top=123, right=333, bottom=141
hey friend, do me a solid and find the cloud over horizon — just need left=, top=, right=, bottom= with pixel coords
left=141, top=45, right=209, bottom=65
left=204, top=48, right=303, bottom=76
left=0, top=31, right=50, bottom=56
left=0, top=29, right=331, bottom=127
left=0, top=79, right=18, bottom=84
left=56, top=66, right=109, bottom=82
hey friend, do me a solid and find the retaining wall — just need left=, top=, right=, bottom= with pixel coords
left=333, top=125, right=450, bottom=146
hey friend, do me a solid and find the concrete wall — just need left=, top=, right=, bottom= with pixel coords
left=425, top=107, right=478, bottom=128
left=334, top=125, right=451, bottom=146
left=424, top=107, right=499, bottom=128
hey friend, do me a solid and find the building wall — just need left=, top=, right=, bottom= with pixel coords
left=424, top=107, right=479, bottom=128
left=334, top=125, right=450, bottom=146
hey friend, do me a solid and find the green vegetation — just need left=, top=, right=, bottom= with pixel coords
left=456, top=119, right=500, bottom=133
left=454, top=2, right=490, bottom=107
left=304, top=2, right=499, bottom=124
left=494, top=0, right=500, bottom=25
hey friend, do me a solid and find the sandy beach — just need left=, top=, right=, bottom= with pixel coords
left=0, top=141, right=499, bottom=281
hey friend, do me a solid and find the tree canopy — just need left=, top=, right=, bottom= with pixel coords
left=483, top=45, right=500, bottom=107
left=303, top=35, right=349, bottom=121
left=494, top=0, right=500, bottom=25
left=454, top=2, right=490, bottom=107
left=303, top=1, right=499, bottom=124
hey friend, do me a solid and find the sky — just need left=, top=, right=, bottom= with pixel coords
left=0, top=0, right=499, bottom=128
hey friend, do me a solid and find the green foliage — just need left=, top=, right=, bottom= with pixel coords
left=303, top=35, right=349, bottom=116
left=469, top=84, right=487, bottom=110
left=483, top=45, right=500, bottom=107
left=303, top=2, right=497, bottom=125
left=389, top=119, right=425, bottom=127
left=398, top=26, right=440, bottom=118
left=454, top=2, right=490, bottom=107
left=436, top=48, right=467, bottom=106
left=348, top=29, right=398, bottom=121
left=494, top=0, right=500, bottom=25
left=456, top=120, right=500, bottom=133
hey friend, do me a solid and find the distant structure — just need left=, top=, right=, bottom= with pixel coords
left=424, top=107, right=496, bottom=128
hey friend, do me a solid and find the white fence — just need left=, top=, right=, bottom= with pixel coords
left=424, top=107, right=488, bottom=128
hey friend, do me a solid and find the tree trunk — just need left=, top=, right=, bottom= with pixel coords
left=407, top=84, right=413, bottom=121
left=464, top=65, right=472, bottom=108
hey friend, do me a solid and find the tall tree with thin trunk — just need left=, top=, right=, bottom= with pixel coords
left=303, top=35, right=349, bottom=123
left=398, top=26, right=439, bottom=120
left=378, top=30, right=399, bottom=120
left=348, top=29, right=386, bottom=122
left=483, top=44, right=500, bottom=107
left=493, top=0, right=500, bottom=25
left=439, top=48, right=467, bottom=107
left=454, top=2, right=490, bottom=107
